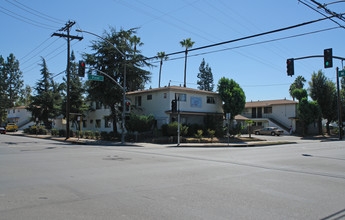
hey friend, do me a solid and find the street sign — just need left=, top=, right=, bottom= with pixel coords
left=338, top=70, right=345, bottom=77
left=88, top=74, right=104, bottom=81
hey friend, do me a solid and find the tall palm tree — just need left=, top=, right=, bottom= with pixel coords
left=130, top=35, right=143, bottom=56
left=157, top=51, right=168, bottom=88
left=289, top=76, right=306, bottom=100
left=180, top=38, right=195, bottom=87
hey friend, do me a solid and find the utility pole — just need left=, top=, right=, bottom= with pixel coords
left=52, top=21, right=83, bottom=139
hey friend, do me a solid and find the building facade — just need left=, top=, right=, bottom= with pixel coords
left=242, top=99, right=298, bottom=134
left=6, top=106, right=34, bottom=129
left=126, top=86, right=223, bottom=128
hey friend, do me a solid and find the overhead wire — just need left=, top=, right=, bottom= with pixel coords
left=12, top=0, right=65, bottom=23
left=0, top=7, right=56, bottom=30
left=147, top=26, right=340, bottom=64
left=121, top=0, right=285, bottom=72
left=145, top=14, right=342, bottom=61
left=0, top=5, right=59, bottom=30
left=5, top=0, right=64, bottom=25
left=298, top=0, right=345, bottom=28
left=21, top=38, right=61, bottom=66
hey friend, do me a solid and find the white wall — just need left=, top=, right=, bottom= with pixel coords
left=271, top=104, right=296, bottom=127
left=127, top=88, right=223, bottom=127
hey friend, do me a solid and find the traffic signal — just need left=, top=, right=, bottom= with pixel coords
left=287, top=58, right=294, bottom=77
left=78, top=61, right=86, bottom=77
left=125, top=100, right=131, bottom=113
left=324, top=48, right=333, bottom=68
left=171, top=100, right=177, bottom=113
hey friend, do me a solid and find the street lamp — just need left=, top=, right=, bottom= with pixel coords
left=76, top=29, right=127, bottom=144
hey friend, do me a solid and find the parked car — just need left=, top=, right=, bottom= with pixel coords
left=254, top=127, right=283, bottom=136
left=6, top=123, right=18, bottom=131
left=0, top=127, right=6, bottom=134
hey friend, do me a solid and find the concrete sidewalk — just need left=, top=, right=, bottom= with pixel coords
left=5, top=131, right=301, bottom=148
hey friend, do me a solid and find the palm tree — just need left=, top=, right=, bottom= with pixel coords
left=180, top=38, right=195, bottom=87
left=129, top=35, right=143, bottom=56
left=289, top=76, right=306, bottom=101
left=157, top=51, right=168, bottom=88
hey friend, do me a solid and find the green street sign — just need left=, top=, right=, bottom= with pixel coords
left=339, top=70, right=345, bottom=77
left=88, top=74, right=104, bottom=81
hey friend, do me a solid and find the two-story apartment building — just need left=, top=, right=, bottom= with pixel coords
left=242, top=99, right=298, bottom=134
left=126, top=86, right=223, bottom=128
left=6, top=106, right=34, bottom=129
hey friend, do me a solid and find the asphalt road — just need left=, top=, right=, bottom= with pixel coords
left=0, top=135, right=345, bottom=220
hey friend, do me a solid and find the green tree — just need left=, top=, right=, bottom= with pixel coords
left=83, top=27, right=151, bottom=133
left=61, top=51, right=88, bottom=130
left=0, top=54, right=24, bottom=125
left=197, top=58, right=214, bottom=91
left=298, top=97, right=321, bottom=136
left=291, top=88, right=308, bottom=102
left=309, top=70, right=337, bottom=135
left=289, top=76, right=306, bottom=101
left=180, top=38, right=195, bottom=87
left=27, top=58, right=62, bottom=128
left=0, top=55, right=7, bottom=125
left=157, top=51, right=168, bottom=88
left=17, top=85, right=32, bottom=106
left=217, top=77, right=246, bottom=120
left=4, top=54, right=24, bottom=106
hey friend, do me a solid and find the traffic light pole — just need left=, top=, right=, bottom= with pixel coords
left=177, top=97, right=180, bottom=146
left=336, top=67, right=343, bottom=140
left=76, top=29, right=127, bottom=145
left=289, top=53, right=345, bottom=140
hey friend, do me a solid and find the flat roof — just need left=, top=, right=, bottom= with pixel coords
left=127, top=86, right=218, bottom=96
left=245, top=99, right=298, bottom=108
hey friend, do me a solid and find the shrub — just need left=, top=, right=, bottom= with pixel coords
left=95, top=131, right=100, bottom=140
left=187, top=124, right=204, bottom=137
left=161, top=124, right=168, bottom=136
left=194, top=130, right=203, bottom=139
left=207, top=129, right=215, bottom=139
left=167, top=122, right=188, bottom=136
left=126, top=114, right=155, bottom=133
left=51, top=129, right=58, bottom=136
left=101, top=131, right=109, bottom=140
left=59, top=129, right=66, bottom=137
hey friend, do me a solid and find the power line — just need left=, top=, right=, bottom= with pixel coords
left=0, top=5, right=59, bottom=30
left=0, top=7, right=56, bottom=30
left=5, top=0, right=64, bottom=25
left=12, top=0, right=65, bottom=23
left=20, top=37, right=52, bottom=60
left=145, top=14, right=341, bottom=60
left=21, top=38, right=62, bottom=66
left=298, top=0, right=345, bottom=28
left=148, top=26, right=340, bottom=64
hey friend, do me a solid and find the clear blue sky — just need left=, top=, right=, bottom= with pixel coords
left=2, top=0, right=345, bottom=101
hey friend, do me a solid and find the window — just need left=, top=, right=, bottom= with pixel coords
left=136, top=96, right=142, bottom=106
left=105, top=118, right=111, bottom=128
left=95, top=119, right=101, bottom=128
left=176, top=93, right=186, bottom=102
left=83, top=120, right=87, bottom=128
left=90, top=119, right=93, bottom=124
left=13, top=109, right=15, bottom=113
left=264, top=107, right=272, bottom=114
left=96, top=102, right=102, bottom=109
left=207, top=96, right=215, bottom=104
left=147, top=94, right=152, bottom=100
